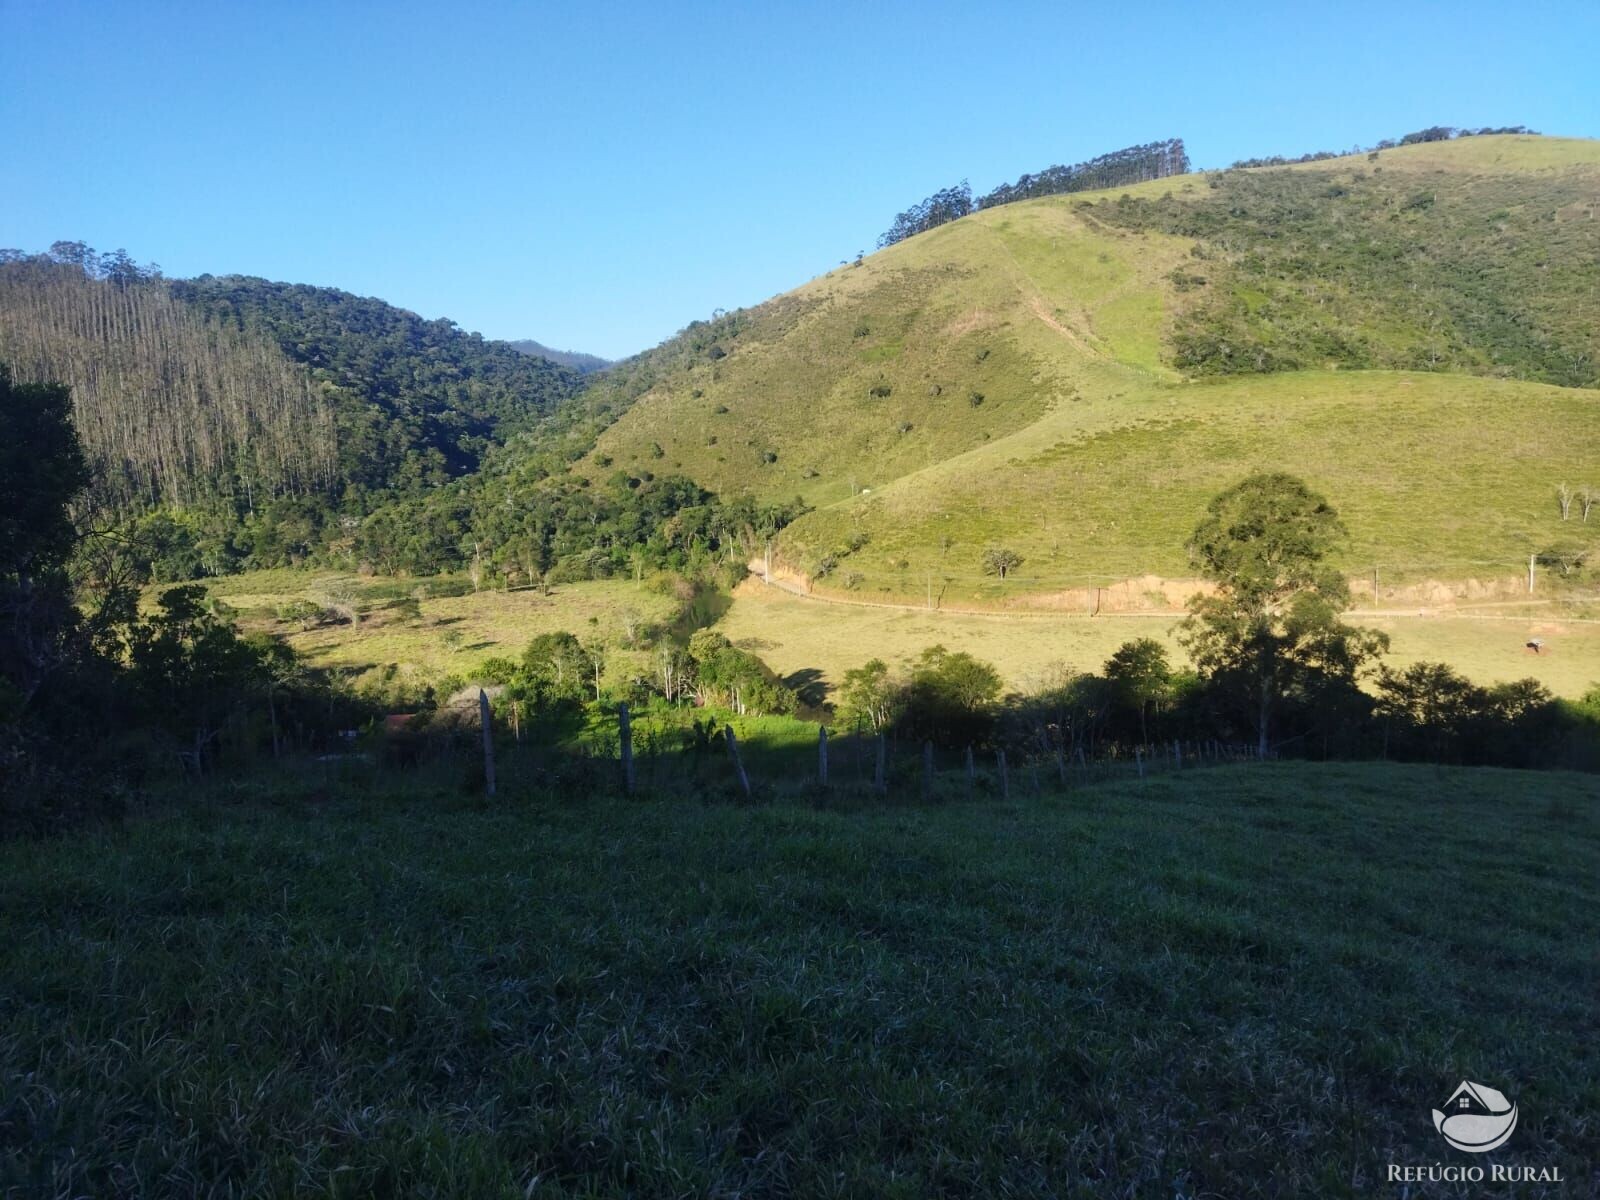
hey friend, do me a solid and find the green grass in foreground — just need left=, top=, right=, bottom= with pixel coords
left=3, top=763, right=1597, bottom=1197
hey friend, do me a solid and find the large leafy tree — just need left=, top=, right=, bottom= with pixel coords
left=1180, top=472, right=1386, bottom=758
left=902, top=645, right=1003, bottom=746
left=1103, top=638, right=1172, bottom=746
left=0, top=365, right=89, bottom=709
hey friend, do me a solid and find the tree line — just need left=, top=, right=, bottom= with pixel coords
left=0, top=366, right=360, bottom=834
left=878, top=139, right=1190, bottom=247
left=1229, top=124, right=1538, bottom=169
left=828, top=473, right=1599, bottom=772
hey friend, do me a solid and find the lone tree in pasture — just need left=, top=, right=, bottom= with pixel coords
left=1180, top=472, right=1387, bottom=759
left=1579, top=485, right=1596, bottom=523
left=1557, top=482, right=1574, bottom=521
left=982, top=547, right=1023, bottom=579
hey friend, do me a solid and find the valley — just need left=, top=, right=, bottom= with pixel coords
left=7, top=8, right=1600, bottom=1192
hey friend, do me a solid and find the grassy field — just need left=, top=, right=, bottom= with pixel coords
left=203, top=571, right=681, bottom=691
left=716, top=582, right=1600, bottom=699
left=3, top=761, right=1596, bottom=1197
left=192, top=567, right=1600, bottom=703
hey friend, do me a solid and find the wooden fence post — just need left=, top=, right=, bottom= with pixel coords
left=1055, top=745, right=1067, bottom=788
left=724, top=725, right=752, bottom=799
left=818, top=725, right=829, bottom=787
left=619, top=701, right=634, bottom=795
left=479, top=689, right=496, bottom=798
left=874, top=734, right=887, bottom=795
left=1135, top=746, right=1144, bottom=781
left=997, top=749, right=1009, bottom=801
left=922, top=741, right=934, bottom=800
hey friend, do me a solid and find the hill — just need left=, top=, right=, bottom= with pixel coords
left=504, top=338, right=612, bottom=373
left=561, top=135, right=1600, bottom=600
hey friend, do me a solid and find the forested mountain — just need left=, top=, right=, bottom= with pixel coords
left=172, top=275, right=582, bottom=495
left=504, top=339, right=612, bottom=373
left=0, top=244, right=587, bottom=574
left=0, top=249, right=335, bottom=513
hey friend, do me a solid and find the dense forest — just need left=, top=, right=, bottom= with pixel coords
left=0, top=243, right=611, bottom=579
left=0, top=245, right=335, bottom=512
left=172, top=274, right=582, bottom=497
left=878, top=139, right=1189, bottom=247
left=1086, top=157, right=1600, bottom=387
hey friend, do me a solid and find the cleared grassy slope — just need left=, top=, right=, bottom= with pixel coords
left=585, top=199, right=1191, bottom=507
left=784, top=371, right=1600, bottom=595
left=570, top=135, right=1600, bottom=598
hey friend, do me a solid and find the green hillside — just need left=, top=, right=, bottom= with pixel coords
left=568, top=135, right=1600, bottom=599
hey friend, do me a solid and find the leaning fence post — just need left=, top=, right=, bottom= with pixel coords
left=724, top=725, right=752, bottom=799
left=618, top=701, right=634, bottom=794
left=479, top=689, right=496, bottom=798
left=997, top=749, right=1009, bottom=801
left=818, top=725, right=829, bottom=787
left=922, top=741, right=934, bottom=800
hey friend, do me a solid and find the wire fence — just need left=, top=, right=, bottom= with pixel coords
left=346, top=707, right=1268, bottom=806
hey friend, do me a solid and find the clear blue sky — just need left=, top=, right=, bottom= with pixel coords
left=4, top=1, right=1596, bottom=359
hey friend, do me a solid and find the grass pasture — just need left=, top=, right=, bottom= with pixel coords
left=779, top=370, right=1600, bottom=600
left=205, top=571, right=681, bottom=690
left=3, top=762, right=1596, bottom=1197
left=719, top=581, right=1600, bottom=700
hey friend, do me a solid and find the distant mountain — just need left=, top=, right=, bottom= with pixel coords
left=504, top=339, right=612, bottom=374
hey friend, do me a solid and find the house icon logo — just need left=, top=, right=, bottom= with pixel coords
left=1432, top=1080, right=1518, bottom=1153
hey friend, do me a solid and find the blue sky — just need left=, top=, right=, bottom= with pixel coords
left=4, top=1, right=1596, bottom=359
